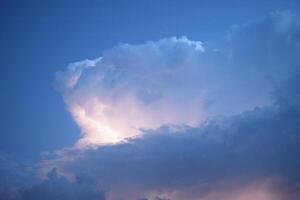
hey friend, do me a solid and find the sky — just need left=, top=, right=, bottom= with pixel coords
left=1, top=0, right=300, bottom=159
left=1, top=0, right=300, bottom=200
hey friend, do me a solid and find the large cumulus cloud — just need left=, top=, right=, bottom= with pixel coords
left=55, top=37, right=210, bottom=146
left=55, top=12, right=300, bottom=147
left=40, top=11, right=300, bottom=199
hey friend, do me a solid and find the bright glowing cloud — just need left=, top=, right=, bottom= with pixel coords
left=56, top=32, right=282, bottom=146
left=56, top=37, right=212, bottom=146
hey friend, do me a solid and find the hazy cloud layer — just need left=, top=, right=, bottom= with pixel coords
left=0, top=164, right=106, bottom=200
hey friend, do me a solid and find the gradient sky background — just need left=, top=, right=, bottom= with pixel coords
left=1, top=0, right=300, bottom=160
left=1, top=1, right=300, bottom=200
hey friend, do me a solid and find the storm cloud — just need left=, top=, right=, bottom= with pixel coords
left=55, top=11, right=300, bottom=148
left=43, top=81, right=300, bottom=199
left=39, top=11, right=300, bottom=199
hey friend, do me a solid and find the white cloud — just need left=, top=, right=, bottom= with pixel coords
left=57, top=24, right=298, bottom=146
left=56, top=37, right=213, bottom=146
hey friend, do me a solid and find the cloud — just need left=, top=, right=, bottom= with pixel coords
left=0, top=153, right=36, bottom=200
left=55, top=11, right=300, bottom=147
left=56, top=36, right=211, bottom=146
left=16, top=168, right=105, bottom=200
left=0, top=157, right=106, bottom=200
left=42, top=96, right=300, bottom=199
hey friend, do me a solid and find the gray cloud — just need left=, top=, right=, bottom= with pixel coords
left=51, top=96, right=300, bottom=199
left=16, top=168, right=105, bottom=200
left=0, top=163, right=106, bottom=200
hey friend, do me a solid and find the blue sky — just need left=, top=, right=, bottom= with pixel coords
left=2, top=0, right=300, bottom=160
left=1, top=1, right=300, bottom=199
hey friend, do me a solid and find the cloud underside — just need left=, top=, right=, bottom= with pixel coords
left=44, top=97, right=300, bottom=200
left=2, top=11, right=300, bottom=200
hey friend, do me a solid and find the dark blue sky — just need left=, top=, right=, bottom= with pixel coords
left=1, top=0, right=300, bottom=160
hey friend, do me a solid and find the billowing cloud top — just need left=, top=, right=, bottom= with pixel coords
left=55, top=21, right=297, bottom=146
left=56, top=37, right=209, bottom=145
left=1, top=11, right=300, bottom=200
